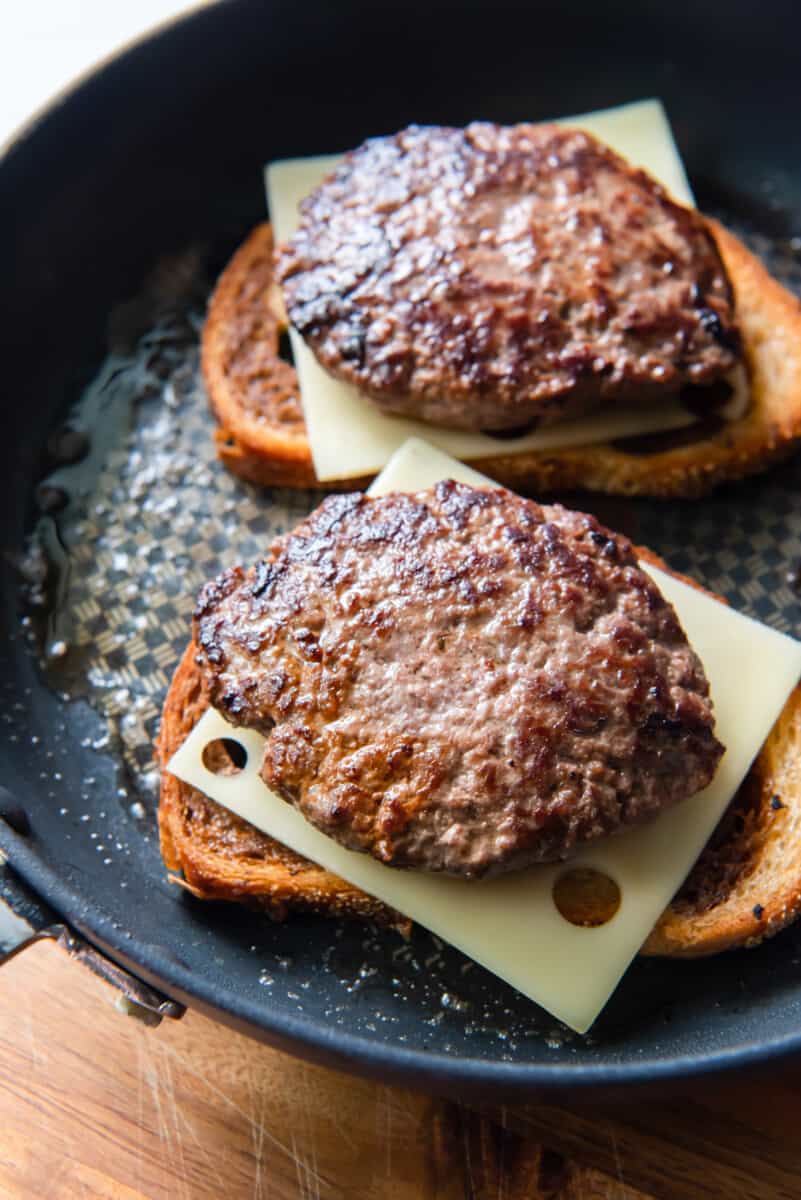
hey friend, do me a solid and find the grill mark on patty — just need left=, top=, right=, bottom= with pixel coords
left=277, top=124, right=740, bottom=432
left=194, top=483, right=724, bottom=877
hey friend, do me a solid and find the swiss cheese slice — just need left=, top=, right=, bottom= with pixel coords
left=265, top=99, right=698, bottom=482
left=168, top=439, right=801, bottom=1032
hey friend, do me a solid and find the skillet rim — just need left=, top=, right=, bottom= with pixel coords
left=5, top=825, right=801, bottom=1095
left=3, top=0, right=801, bottom=1094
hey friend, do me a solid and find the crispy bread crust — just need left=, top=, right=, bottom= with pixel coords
left=159, top=548, right=801, bottom=957
left=203, top=221, right=801, bottom=498
left=643, top=679, right=801, bottom=957
left=634, top=550, right=801, bottom=955
left=201, top=226, right=327, bottom=490
left=634, top=553, right=801, bottom=956
left=157, top=641, right=409, bottom=931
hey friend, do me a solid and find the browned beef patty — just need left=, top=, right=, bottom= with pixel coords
left=277, top=124, right=740, bottom=432
left=193, top=483, right=723, bottom=877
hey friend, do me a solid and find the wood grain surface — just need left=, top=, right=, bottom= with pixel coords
left=1, top=941, right=799, bottom=1199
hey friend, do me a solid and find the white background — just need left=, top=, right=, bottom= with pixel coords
left=1, top=1, right=201, bottom=149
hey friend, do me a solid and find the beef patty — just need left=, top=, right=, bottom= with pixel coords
left=277, top=124, right=740, bottom=432
left=193, top=483, right=723, bottom=877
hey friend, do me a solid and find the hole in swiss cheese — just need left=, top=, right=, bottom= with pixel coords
left=202, top=737, right=248, bottom=776
left=552, top=867, right=621, bottom=927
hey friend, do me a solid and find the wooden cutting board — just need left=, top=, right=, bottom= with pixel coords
left=1, top=940, right=800, bottom=1199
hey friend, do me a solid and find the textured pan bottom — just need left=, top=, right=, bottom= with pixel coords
left=11, top=216, right=801, bottom=1054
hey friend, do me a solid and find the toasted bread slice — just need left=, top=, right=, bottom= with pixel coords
left=157, top=641, right=410, bottom=933
left=643, top=677, right=801, bottom=956
left=203, top=220, right=801, bottom=499
left=632, top=546, right=801, bottom=955
left=158, top=554, right=801, bottom=957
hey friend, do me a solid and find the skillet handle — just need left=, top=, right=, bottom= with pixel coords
left=0, top=855, right=185, bottom=1027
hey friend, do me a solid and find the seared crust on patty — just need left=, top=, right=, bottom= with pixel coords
left=277, top=124, right=739, bottom=431
left=157, top=641, right=409, bottom=930
left=204, top=221, right=801, bottom=497
left=192, top=484, right=722, bottom=877
left=160, top=553, right=801, bottom=956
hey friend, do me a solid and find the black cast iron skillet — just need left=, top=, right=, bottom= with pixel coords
left=2, top=0, right=801, bottom=1099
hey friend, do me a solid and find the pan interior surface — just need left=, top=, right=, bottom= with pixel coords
left=2, top=0, right=801, bottom=1090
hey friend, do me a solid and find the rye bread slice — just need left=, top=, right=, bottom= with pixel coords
left=202, top=220, right=801, bottom=499
left=159, top=550, right=801, bottom=957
